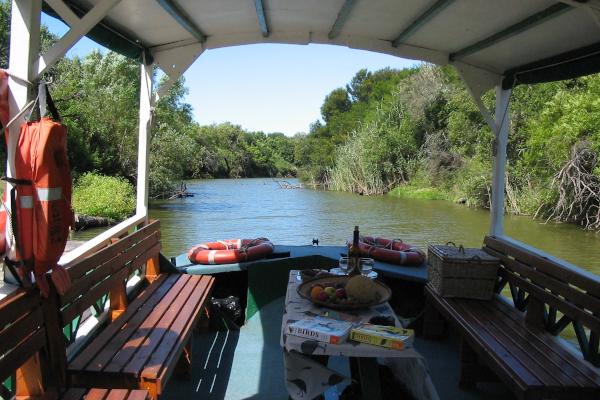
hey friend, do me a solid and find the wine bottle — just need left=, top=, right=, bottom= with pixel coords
left=348, top=226, right=361, bottom=276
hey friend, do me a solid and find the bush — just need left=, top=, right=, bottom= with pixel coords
left=73, top=173, right=135, bottom=220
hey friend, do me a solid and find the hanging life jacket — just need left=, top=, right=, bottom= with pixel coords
left=2, top=83, right=73, bottom=296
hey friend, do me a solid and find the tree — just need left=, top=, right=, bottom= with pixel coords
left=0, top=0, right=9, bottom=69
left=321, top=88, right=351, bottom=123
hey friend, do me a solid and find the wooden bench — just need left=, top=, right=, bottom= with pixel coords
left=424, top=235, right=600, bottom=400
left=0, top=288, right=46, bottom=399
left=45, top=220, right=215, bottom=399
left=0, top=285, right=151, bottom=400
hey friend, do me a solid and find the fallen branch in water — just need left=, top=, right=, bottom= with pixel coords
left=168, top=182, right=195, bottom=199
left=548, top=141, right=600, bottom=231
left=275, top=180, right=302, bottom=189
left=73, top=213, right=116, bottom=231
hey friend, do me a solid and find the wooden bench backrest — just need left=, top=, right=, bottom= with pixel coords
left=483, top=235, right=600, bottom=366
left=0, top=289, right=45, bottom=395
left=58, top=220, right=161, bottom=327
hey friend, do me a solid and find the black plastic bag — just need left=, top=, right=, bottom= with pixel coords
left=211, top=296, right=243, bottom=325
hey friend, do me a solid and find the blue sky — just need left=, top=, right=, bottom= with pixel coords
left=43, top=14, right=418, bottom=136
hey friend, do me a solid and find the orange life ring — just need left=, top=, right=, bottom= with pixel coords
left=349, top=236, right=426, bottom=266
left=188, top=238, right=274, bottom=265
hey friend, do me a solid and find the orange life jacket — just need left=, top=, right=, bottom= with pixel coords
left=2, top=84, right=73, bottom=295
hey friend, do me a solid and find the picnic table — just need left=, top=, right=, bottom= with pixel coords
left=281, top=270, right=438, bottom=400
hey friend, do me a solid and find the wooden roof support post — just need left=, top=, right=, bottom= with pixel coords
left=136, top=54, right=154, bottom=221
left=4, top=0, right=41, bottom=285
left=490, top=86, right=511, bottom=237
left=453, top=62, right=510, bottom=238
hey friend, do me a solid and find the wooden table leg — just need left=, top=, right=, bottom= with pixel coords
left=355, top=357, right=382, bottom=400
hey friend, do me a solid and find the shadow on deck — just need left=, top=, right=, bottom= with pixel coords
left=162, top=296, right=514, bottom=400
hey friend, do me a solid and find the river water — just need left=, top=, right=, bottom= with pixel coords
left=143, top=178, right=600, bottom=276
left=73, top=178, right=600, bottom=275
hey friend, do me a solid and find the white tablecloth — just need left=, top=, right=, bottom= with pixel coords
left=281, top=270, right=439, bottom=400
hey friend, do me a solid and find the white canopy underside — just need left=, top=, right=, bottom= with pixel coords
left=46, top=0, right=600, bottom=93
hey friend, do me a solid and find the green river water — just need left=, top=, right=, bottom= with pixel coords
left=74, top=178, right=600, bottom=276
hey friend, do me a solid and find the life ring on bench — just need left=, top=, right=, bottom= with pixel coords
left=350, top=236, right=426, bottom=266
left=188, top=238, right=274, bottom=265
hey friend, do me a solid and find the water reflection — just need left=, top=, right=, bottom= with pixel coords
left=72, top=178, right=600, bottom=275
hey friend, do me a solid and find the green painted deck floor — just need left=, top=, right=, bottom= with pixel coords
left=162, top=297, right=514, bottom=400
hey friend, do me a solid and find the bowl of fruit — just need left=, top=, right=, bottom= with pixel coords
left=297, top=275, right=392, bottom=310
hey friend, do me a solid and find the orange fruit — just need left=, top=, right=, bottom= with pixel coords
left=310, top=285, right=324, bottom=300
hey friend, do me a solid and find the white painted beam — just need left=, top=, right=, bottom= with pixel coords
left=45, top=0, right=80, bottom=26
left=152, top=42, right=204, bottom=101
left=35, top=0, right=121, bottom=78
left=6, top=0, right=42, bottom=278
left=59, top=214, right=146, bottom=268
left=490, top=86, right=511, bottom=237
left=136, top=57, right=154, bottom=219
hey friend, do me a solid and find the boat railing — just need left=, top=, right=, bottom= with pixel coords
left=484, top=235, right=600, bottom=366
left=59, top=213, right=148, bottom=268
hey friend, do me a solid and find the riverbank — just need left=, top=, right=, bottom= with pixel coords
left=138, top=179, right=600, bottom=272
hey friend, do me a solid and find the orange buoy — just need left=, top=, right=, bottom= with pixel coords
left=350, top=236, right=426, bottom=266
left=188, top=238, right=274, bottom=265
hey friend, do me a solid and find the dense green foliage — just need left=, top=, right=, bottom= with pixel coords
left=301, top=64, right=600, bottom=230
left=72, top=173, right=135, bottom=220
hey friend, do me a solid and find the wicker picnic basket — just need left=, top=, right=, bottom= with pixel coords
left=427, top=243, right=500, bottom=300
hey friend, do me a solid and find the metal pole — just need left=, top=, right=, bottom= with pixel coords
left=490, top=86, right=511, bottom=237
left=136, top=56, right=153, bottom=220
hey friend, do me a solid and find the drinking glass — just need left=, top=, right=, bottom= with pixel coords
left=360, top=258, right=374, bottom=276
left=339, top=257, right=350, bottom=274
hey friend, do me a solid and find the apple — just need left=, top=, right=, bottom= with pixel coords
left=324, top=286, right=336, bottom=296
left=335, top=288, right=346, bottom=298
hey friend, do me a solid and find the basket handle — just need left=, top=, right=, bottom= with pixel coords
left=445, top=241, right=456, bottom=247
left=458, top=244, right=465, bottom=254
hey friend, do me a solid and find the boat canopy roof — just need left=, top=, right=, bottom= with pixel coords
left=42, top=0, right=600, bottom=91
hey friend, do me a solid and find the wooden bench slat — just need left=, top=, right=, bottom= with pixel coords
left=60, top=388, right=150, bottom=400
left=0, top=328, right=45, bottom=383
left=0, top=306, right=43, bottom=357
left=72, top=274, right=178, bottom=371
left=120, top=275, right=199, bottom=375
left=139, top=276, right=213, bottom=377
left=100, top=275, right=192, bottom=374
left=484, top=236, right=600, bottom=298
left=68, top=220, right=160, bottom=281
left=62, top=232, right=160, bottom=305
left=91, top=275, right=187, bottom=373
left=478, top=298, right=600, bottom=387
left=105, top=388, right=130, bottom=400
left=0, top=290, right=40, bottom=329
left=125, top=390, right=150, bottom=400
left=61, top=242, right=161, bottom=324
left=84, top=388, right=109, bottom=400
left=455, top=298, right=580, bottom=387
left=69, top=274, right=172, bottom=371
left=425, top=285, right=540, bottom=390
left=142, top=276, right=214, bottom=385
